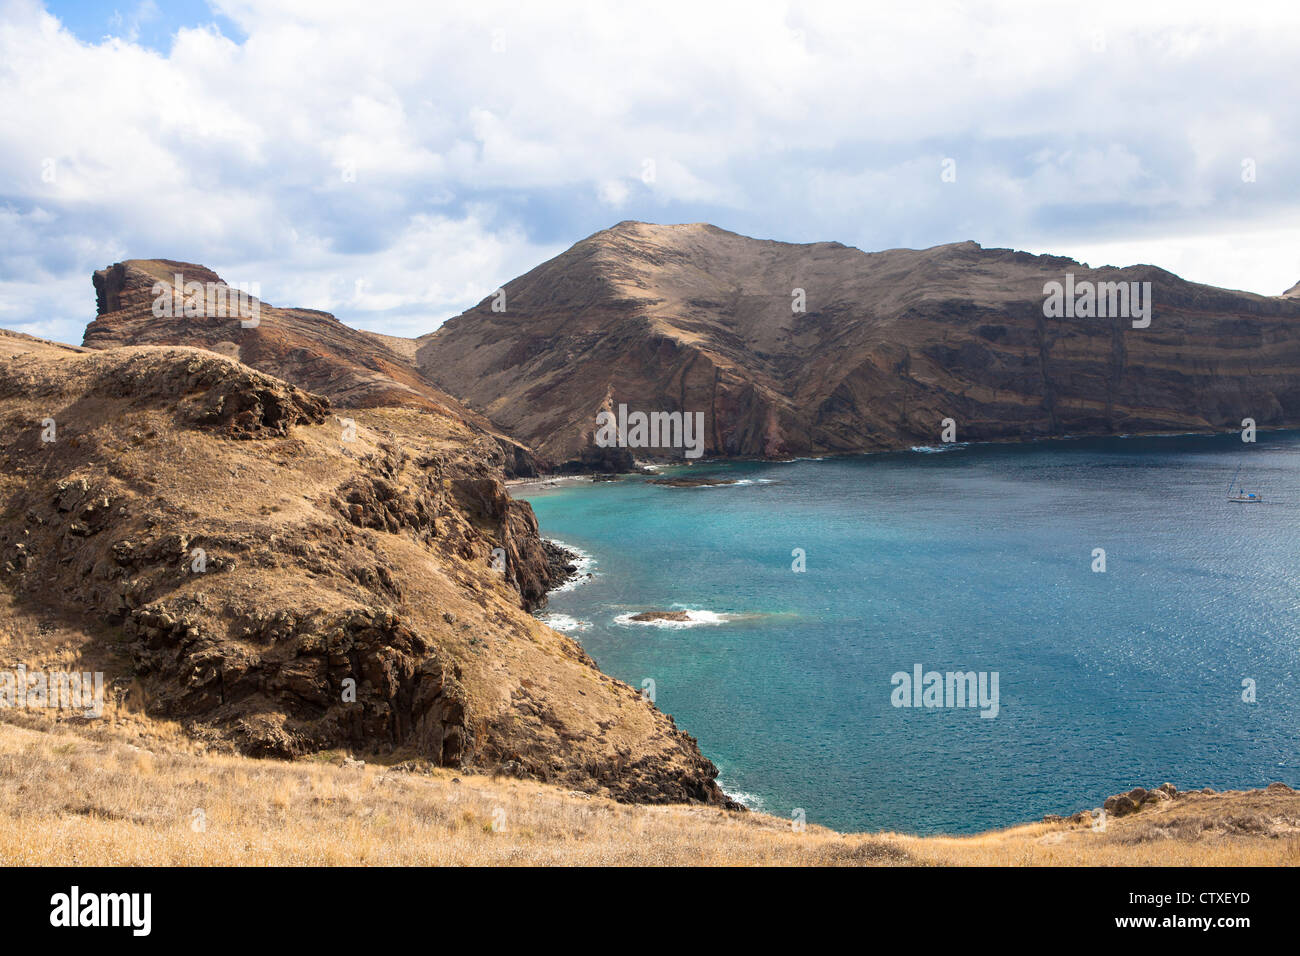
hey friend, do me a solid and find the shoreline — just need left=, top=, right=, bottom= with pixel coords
left=538, top=537, right=592, bottom=600
left=507, top=425, right=1295, bottom=485
left=507, top=474, right=593, bottom=494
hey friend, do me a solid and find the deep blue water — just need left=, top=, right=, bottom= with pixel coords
left=520, top=433, right=1299, bottom=835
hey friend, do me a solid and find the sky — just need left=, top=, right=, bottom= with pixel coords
left=2, top=0, right=1299, bottom=345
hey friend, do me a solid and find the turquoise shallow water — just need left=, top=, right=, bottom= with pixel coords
left=520, top=433, right=1300, bottom=834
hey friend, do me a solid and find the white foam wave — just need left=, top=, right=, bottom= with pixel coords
left=547, top=539, right=597, bottom=594
left=909, top=443, right=969, bottom=453
left=536, top=612, right=592, bottom=633
left=718, top=781, right=766, bottom=812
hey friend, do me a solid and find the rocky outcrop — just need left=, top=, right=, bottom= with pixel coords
left=84, top=259, right=542, bottom=476
left=558, top=443, right=640, bottom=474
left=418, top=221, right=1300, bottom=463
left=130, top=603, right=469, bottom=762
left=1041, top=781, right=1300, bottom=823
left=1101, top=782, right=1193, bottom=816
left=0, top=330, right=733, bottom=806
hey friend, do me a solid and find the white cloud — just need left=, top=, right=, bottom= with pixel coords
left=596, top=179, right=630, bottom=208
left=1037, top=220, right=1300, bottom=297
left=1, top=0, right=1298, bottom=346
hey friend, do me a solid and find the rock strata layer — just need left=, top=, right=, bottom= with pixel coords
left=418, top=221, right=1300, bottom=463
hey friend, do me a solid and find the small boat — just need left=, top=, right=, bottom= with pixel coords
left=1226, top=462, right=1263, bottom=502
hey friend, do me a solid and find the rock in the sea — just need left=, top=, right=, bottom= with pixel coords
left=629, top=611, right=692, bottom=622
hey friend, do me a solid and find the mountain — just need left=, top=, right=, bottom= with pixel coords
left=0, top=328, right=730, bottom=804
left=83, top=260, right=541, bottom=476
left=418, top=221, right=1300, bottom=463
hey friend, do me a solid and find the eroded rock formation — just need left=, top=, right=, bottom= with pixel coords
left=84, top=259, right=541, bottom=476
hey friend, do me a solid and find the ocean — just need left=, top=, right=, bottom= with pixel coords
left=518, top=432, right=1299, bottom=834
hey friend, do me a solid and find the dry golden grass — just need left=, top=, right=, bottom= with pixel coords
left=3, top=717, right=1297, bottom=866
left=0, top=718, right=878, bottom=865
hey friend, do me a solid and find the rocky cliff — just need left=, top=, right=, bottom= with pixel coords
left=0, top=329, right=732, bottom=805
left=84, top=260, right=542, bottom=476
left=418, top=221, right=1300, bottom=462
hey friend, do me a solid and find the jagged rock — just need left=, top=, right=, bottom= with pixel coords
left=558, top=443, right=639, bottom=475
left=334, top=473, right=438, bottom=537
left=1097, top=783, right=1187, bottom=817
left=1104, top=794, right=1139, bottom=817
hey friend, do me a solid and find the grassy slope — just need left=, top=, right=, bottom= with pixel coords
left=2, top=715, right=1297, bottom=866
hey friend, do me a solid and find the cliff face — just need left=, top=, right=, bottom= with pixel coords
left=84, top=260, right=542, bottom=476
left=418, top=222, right=1300, bottom=462
left=0, top=329, right=731, bottom=805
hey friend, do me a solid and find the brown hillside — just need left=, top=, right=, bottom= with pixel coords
left=0, top=329, right=729, bottom=805
left=418, top=221, right=1300, bottom=463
